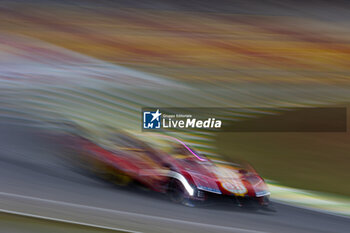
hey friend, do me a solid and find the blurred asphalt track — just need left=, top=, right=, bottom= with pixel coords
left=1, top=0, right=350, bottom=232
left=0, top=123, right=350, bottom=233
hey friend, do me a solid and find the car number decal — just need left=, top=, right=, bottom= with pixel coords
left=214, top=166, right=247, bottom=194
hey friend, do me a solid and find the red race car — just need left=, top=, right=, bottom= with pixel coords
left=68, top=130, right=270, bottom=208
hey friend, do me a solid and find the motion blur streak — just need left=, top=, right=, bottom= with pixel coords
left=1, top=1, right=350, bottom=233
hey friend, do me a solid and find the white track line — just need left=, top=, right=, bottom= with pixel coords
left=0, top=208, right=141, bottom=233
left=0, top=191, right=267, bottom=233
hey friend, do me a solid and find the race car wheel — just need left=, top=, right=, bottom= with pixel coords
left=258, top=195, right=270, bottom=207
left=101, top=165, right=131, bottom=186
left=87, top=157, right=131, bottom=186
left=167, top=179, right=186, bottom=204
left=110, top=169, right=132, bottom=186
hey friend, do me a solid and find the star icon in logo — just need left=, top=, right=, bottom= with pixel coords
left=151, top=109, right=161, bottom=122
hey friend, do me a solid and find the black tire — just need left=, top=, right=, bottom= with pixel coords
left=258, top=195, right=270, bottom=207
left=108, top=167, right=132, bottom=186
left=167, top=179, right=186, bottom=204
left=167, top=179, right=196, bottom=207
left=83, top=155, right=131, bottom=186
